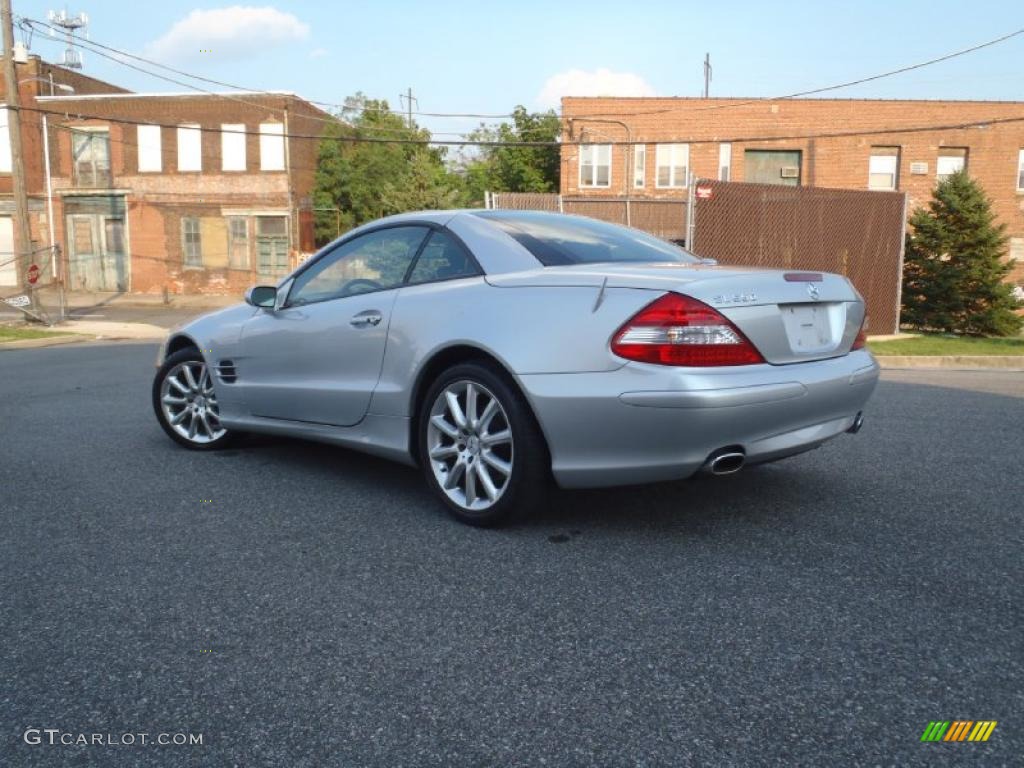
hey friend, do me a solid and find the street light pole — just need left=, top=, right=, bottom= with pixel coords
left=2, top=0, right=32, bottom=288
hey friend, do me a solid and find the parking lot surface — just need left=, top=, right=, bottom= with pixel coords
left=2, top=343, right=1021, bottom=766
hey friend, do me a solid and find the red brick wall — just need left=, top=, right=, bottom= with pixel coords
left=30, top=91, right=327, bottom=294
left=562, top=97, right=1024, bottom=283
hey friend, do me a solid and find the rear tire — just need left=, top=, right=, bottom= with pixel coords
left=419, top=362, right=548, bottom=527
left=153, top=348, right=235, bottom=451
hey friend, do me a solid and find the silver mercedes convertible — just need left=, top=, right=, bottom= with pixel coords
left=153, top=210, right=879, bottom=525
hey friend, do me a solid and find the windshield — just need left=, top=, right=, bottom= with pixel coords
left=474, top=211, right=698, bottom=267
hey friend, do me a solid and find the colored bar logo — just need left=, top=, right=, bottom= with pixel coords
left=921, top=721, right=997, bottom=742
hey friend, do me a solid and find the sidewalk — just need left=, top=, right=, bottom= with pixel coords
left=1, top=290, right=242, bottom=344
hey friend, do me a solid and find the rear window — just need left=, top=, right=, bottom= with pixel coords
left=474, top=211, right=698, bottom=267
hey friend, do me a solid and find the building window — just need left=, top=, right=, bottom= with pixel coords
left=257, top=216, right=289, bottom=275
left=137, top=125, right=162, bottom=172
left=656, top=144, right=689, bottom=188
left=259, top=123, right=285, bottom=171
left=0, top=107, right=13, bottom=172
left=177, top=124, right=202, bottom=172
left=221, top=124, right=246, bottom=172
left=936, top=147, right=967, bottom=183
left=227, top=216, right=249, bottom=269
left=719, top=143, right=731, bottom=181
left=1017, top=149, right=1024, bottom=191
left=744, top=149, right=802, bottom=187
left=72, top=129, right=111, bottom=187
left=868, top=147, right=900, bottom=191
left=633, top=144, right=645, bottom=188
left=578, top=144, right=611, bottom=188
left=182, top=217, right=202, bottom=266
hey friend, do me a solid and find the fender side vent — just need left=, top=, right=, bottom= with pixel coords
left=217, top=360, right=238, bottom=383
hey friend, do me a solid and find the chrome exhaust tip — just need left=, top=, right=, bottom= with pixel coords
left=703, top=449, right=746, bottom=476
left=847, top=411, right=864, bottom=434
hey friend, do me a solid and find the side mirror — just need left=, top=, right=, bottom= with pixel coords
left=245, top=285, right=278, bottom=309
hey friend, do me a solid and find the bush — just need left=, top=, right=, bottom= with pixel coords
left=901, top=170, right=1022, bottom=336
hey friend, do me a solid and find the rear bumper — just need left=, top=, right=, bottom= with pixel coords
left=518, top=350, right=880, bottom=489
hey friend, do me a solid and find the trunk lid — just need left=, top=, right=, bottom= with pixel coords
left=485, top=263, right=865, bottom=364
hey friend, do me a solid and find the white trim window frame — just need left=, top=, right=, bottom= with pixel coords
left=181, top=217, right=202, bottom=267
left=0, top=106, right=11, bottom=172
left=656, top=143, right=689, bottom=188
left=259, top=122, right=286, bottom=171
left=137, top=124, right=162, bottom=173
left=1017, top=149, right=1024, bottom=192
left=936, top=149, right=966, bottom=183
left=579, top=144, right=611, bottom=188
left=633, top=144, right=645, bottom=188
left=221, top=124, right=246, bottom=172
left=868, top=148, right=899, bottom=191
left=177, top=124, right=202, bottom=172
left=718, top=143, right=731, bottom=181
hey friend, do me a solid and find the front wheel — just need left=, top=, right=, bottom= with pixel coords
left=420, top=362, right=548, bottom=526
left=153, top=348, right=234, bottom=450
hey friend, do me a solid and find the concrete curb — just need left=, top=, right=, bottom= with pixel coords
left=0, top=334, right=86, bottom=351
left=875, top=355, right=1024, bottom=371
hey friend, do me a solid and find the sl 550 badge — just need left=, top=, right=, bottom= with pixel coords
left=712, top=292, right=758, bottom=305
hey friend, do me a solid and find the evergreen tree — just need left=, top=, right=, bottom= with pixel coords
left=901, top=170, right=1022, bottom=336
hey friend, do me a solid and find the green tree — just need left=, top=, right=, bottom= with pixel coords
left=459, top=106, right=561, bottom=205
left=312, top=94, right=466, bottom=244
left=901, top=170, right=1022, bottom=336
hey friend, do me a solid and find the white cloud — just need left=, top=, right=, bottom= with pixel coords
left=537, top=68, right=656, bottom=108
left=308, top=48, right=328, bottom=59
left=144, top=6, right=310, bottom=62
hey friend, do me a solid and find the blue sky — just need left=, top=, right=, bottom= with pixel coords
left=12, top=0, right=1024, bottom=136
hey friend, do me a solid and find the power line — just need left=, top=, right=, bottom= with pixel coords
left=18, top=18, right=484, bottom=137
left=575, top=26, right=1024, bottom=118
left=25, top=102, right=1024, bottom=148
left=20, top=14, right=1023, bottom=125
left=18, top=16, right=518, bottom=120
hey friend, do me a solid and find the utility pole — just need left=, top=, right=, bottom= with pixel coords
left=2, top=0, right=31, bottom=287
left=399, top=87, right=417, bottom=130
left=702, top=53, right=712, bottom=99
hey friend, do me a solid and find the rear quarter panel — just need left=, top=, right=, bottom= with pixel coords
left=369, top=278, right=662, bottom=417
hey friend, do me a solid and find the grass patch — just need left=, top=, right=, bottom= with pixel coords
left=0, top=325, right=76, bottom=342
left=868, top=334, right=1024, bottom=356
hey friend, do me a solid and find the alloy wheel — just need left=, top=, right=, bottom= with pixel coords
left=426, top=380, right=514, bottom=512
left=159, top=361, right=226, bottom=444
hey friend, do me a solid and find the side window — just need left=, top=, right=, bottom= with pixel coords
left=288, top=226, right=428, bottom=306
left=408, top=230, right=480, bottom=285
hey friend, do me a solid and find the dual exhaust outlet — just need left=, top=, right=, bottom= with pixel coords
left=701, top=412, right=865, bottom=476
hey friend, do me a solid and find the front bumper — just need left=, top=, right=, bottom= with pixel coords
left=518, top=350, right=880, bottom=489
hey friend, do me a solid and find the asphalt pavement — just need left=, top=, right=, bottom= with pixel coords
left=2, top=343, right=1022, bottom=767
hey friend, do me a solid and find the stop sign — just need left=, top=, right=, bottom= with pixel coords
left=27, top=264, right=41, bottom=285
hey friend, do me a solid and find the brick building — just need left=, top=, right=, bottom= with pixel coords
left=560, top=96, right=1024, bottom=285
left=1, top=55, right=328, bottom=295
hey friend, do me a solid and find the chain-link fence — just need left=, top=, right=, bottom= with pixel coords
left=0, top=245, right=67, bottom=326
left=687, top=180, right=907, bottom=334
left=488, top=184, right=907, bottom=333
left=487, top=192, right=688, bottom=242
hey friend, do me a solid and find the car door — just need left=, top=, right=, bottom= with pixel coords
left=238, top=225, right=430, bottom=426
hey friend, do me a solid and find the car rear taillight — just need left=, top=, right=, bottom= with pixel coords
left=852, top=317, right=868, bottom=350
left=611, top=293, right=765, bottom=366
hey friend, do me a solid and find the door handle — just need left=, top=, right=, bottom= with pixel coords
left=350, top=310, right=383, bottom=328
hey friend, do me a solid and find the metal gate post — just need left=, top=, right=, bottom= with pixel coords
left=686, top=178, right=697, bottom=251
